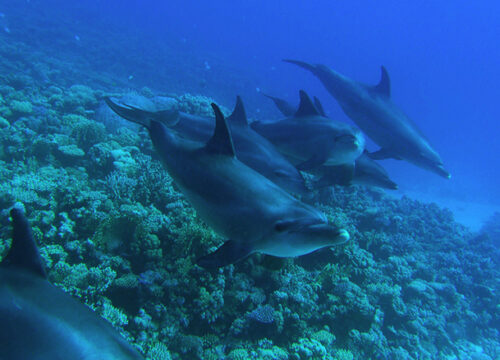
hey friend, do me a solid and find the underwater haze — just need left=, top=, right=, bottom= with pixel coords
left=0, top=0, right=499, bottom=359
left=14, top=0, right=499, bottom=227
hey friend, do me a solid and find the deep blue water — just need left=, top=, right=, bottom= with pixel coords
left=3, top=0, right=500, bottom=223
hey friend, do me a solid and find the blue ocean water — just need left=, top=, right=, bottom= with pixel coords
left=150, top=0, right=500, bottom=216
left=1, top=1, right=499, bottom=359
left=9, top=0, right=497, bottom=226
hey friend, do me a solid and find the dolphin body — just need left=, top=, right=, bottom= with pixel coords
left=284, top=59, right=450, bottom=179
left=251, top=90, right=365, bottom=171
left=105, top=97, right=307, bottom=195
left=312, top=152, right=398, bottom=190
left=264, top=93, right=397, bottom=190
left=0, top=208, right=144, bottom=360
left=107, top=99, right=349, bottom=267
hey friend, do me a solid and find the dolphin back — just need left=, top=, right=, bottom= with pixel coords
left=0, top=208, right=145, bottom=360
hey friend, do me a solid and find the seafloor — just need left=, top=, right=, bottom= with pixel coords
left=0, top=5, right=499, bottom=360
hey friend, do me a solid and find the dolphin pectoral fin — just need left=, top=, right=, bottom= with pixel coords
left=156, top=109, right=181, bottom=126
left=314, top=164, right=355, bottom=188
left=296, top=153, right=327, bottom=171
left=313, top=175, right=333, bottom=189
left=197, top=240, right=252, bottom=269
left=367, top=148, right=401, bottom=160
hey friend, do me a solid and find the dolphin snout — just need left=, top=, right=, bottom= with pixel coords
left=335, top=134, right=359, bottom=150
left=384, top=179, right=399, bottom=190
left=307, top=224, right=350, bottom=246
left=335, top=134, right=356, bottom=143
left=337, top=228, right=350, bottom=243
left=335, top=133, right=365, bottom=153
left=434, top=165, right=451, bottom=179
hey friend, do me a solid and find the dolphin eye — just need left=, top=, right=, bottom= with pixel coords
left=275, top=221, right=289, bottom=232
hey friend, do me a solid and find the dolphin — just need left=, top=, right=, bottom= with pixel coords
left=251, top=90, right=365, bottom=171
left=284, top=59, right=450, bottom=179
left=0, top=207, right=144, bottom=360
left=105, top=97, right=307, bottom=195
left=107, top=99, right=349, bottom=267
left=264, top=93, right=397, bottom=190
left=313, top=152, right=398, bottom=190
left=347, top=151, right=398, bottom=189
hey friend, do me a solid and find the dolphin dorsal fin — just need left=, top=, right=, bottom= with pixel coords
left=313, top=96, right=326, bottom=117
left=2, top=208, right=47, bottom=278
left=204, top=103, right=236, bottom=157
left=227, top=96, right=248, bottom=126
left=374, top=66, right=391, bottom=97
left=295, top=90, right=320, bottom=117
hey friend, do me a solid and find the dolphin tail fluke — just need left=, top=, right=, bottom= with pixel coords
left=367, top=148, right=401, bottom=160
left=313, top=164, right=355, bottom=189
left=3, top=207, right=46, bottom=278
left=197, top=240, right=252, bottom=269
left=283, top=59, right=317, bottom=73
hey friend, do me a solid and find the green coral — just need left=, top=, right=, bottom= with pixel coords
left=110, top=147, right=140, bottom=174
left=0, top=116, right=9, bottom=128
left=290, top=338, right=328, bottom=360
left=57, top=144, right=85, bottom=158
left=114, top=273, right=139, bottom=289
left=69, top=117, right=107, bottom=151
left=227, top=348, right=249, bottom=360
left=312, top=329, right=336, bottom=347
left=10, top=100, right=33, bottom=117
left=175, top=93, right=219, bottom=117
left=195, top=285, right=225, bottom=324
left=148, top=342, right=172, bottom=360
left=99, top=299, right=129, bottom=327
left=0, top=67, right=498, bottom=360
left=63, top=84, right=98, bottom=113
left=332, top=348, right=354, bottom=360
left=258, top=346, right=289, bottom=360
